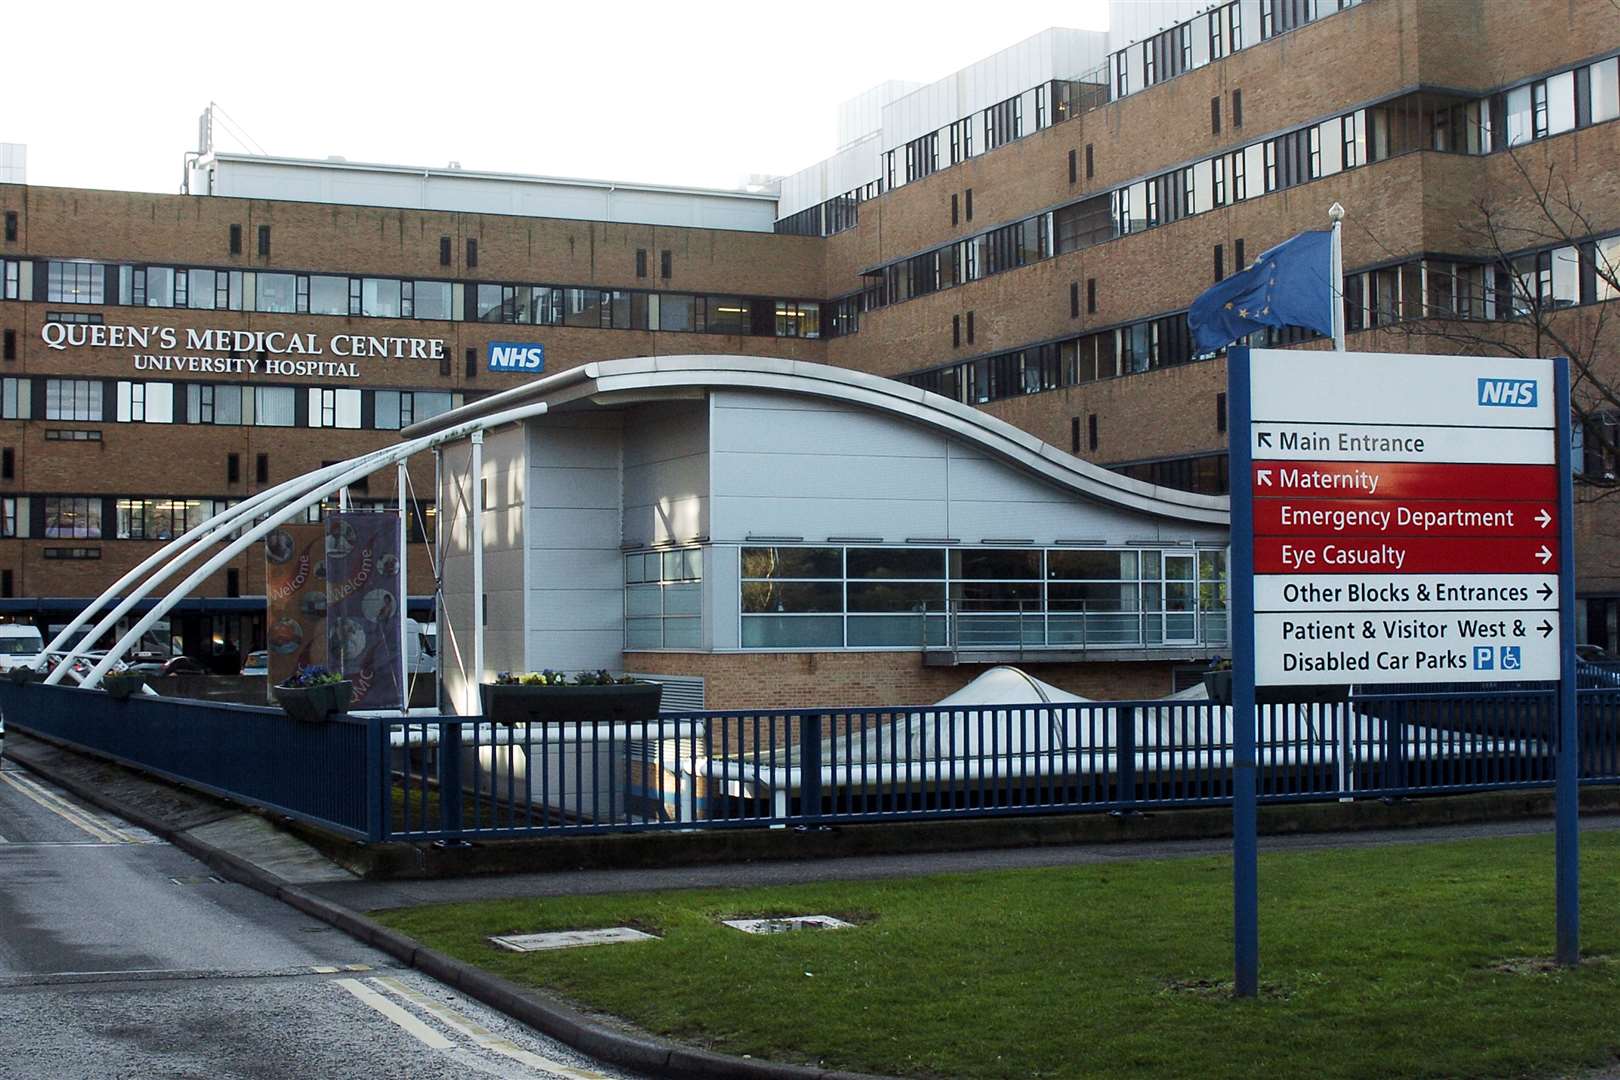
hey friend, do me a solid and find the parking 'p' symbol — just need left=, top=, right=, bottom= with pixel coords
left=1473, top=646, right=1495, bottom=671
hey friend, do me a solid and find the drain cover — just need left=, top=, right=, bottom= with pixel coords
left=489, top=927, right=659, bottom=952
left=168, top=875, right=226, bottom=886
left=722, top=915, right=854, bottom=935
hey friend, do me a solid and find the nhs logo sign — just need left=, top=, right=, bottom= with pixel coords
left=487, top=342, right=545, bottom=373
left=1477, top=378, right=1537, bottom=408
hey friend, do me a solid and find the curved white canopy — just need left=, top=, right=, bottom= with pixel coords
left=403, top=355, right=1230, bottom=526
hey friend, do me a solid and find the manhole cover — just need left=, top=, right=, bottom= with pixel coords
left=489, top=927, right=659, bottom=952
left=722, top=915, right=854, bottom=935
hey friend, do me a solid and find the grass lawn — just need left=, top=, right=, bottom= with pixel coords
left=374, top=831, right=1620, bottom=1080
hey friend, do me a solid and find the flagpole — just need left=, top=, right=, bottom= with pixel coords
left=1329, top=202, right=1346, bottom=350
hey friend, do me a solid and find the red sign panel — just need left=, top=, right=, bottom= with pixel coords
left=1255, top=536, right=1559, bottom=575
left=1253, top=498, right=1557, bottom=538
left=1251, top=461, right=1559, bottom=501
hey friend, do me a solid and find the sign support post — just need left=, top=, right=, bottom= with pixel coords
left=1229, top=347, right=1260, bottom=998
left=1231, top=344, right=1576, bottom=986
left=1554, top=355, right=1579, bottom=965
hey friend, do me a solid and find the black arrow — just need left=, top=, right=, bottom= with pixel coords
left=1539, top=620, right=1554, bottom=638
left=1257, top=431, right=1273, bottom=448
left=1538, top=583, right=1554, bottom=601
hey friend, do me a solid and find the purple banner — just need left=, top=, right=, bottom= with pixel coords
left=264, top=524, right=327, bottom=700
left=324, top=511, right=404, bottom=710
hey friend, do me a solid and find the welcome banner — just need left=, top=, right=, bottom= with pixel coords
left=325, top=511, right=404, bottom=710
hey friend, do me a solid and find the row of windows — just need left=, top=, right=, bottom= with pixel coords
left=900, top=234, right=1620, bottom=412
left=736, top=545, right=1226, bottom=650
left=0, top=376, right=461, bottom=430
left=772, top=181, right=881, bottom=239
left=772, top=0, right=1360, bottom=238
left=2, top=258, right=825, bottom=340
left=853, top=52, right=1620, bottom=324
left=2, top=494, right=436, bottom=541
left=1111, top=0, right=1362, bottom=99
left=624, top=547, right=703, bottom=650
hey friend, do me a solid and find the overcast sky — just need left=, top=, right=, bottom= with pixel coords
left=8, top=0, right=1109, bottom=195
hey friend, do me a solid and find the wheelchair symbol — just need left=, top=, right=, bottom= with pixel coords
left=1500, top=646, right=1522, bottom=670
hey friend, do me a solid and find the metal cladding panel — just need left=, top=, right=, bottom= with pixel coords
left=706, top=545, right=739, bottom=650
left=526, top=630, right=623, bottom=672
left=525, top=413, right=624, bottom=672
left=776, top=135, right=881, bottom=220
left=712, top=495, right=950, bottom=543
left=1106, top=0, right=1210, bottom=52
left=623, top=400, right=709, bottom=546
left=711, top=451, right=947, bottom=502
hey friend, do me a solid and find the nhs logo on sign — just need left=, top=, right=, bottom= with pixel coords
left=487, top=342, right=545, bottom=373
left=1477, top=378, right=1538, bottom=408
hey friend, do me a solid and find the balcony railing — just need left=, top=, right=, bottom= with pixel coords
left=921, top=599, right=1228, bottom=656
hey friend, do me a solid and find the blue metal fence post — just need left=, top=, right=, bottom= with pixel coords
left=439, top=719, right=465, bottom=837
left=799, top=712, right=823, bottom=822
left=1115, top=705, right=1137, bottom=804
left=365, top=715, right=388, bottom=843
left=1229, top=346, right=1260, bottom=998
left=1554, top=355, right=1580, bottom=965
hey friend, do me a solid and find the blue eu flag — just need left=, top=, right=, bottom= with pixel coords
left=1187, top=229, right=1334, bottom=353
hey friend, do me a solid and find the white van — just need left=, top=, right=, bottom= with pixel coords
left=0, top=623, right=44, bottom=672
left=405, top=619, right=437, bottom=675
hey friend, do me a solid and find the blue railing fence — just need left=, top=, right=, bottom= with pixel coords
left=0, top=681, right=376, bottom=839
left=6, top=683, right=1619, bottom=843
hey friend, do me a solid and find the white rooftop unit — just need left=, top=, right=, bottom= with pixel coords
left=190, top=153, right=780, bottom=233
left=0, top=144, right=25, bottom=185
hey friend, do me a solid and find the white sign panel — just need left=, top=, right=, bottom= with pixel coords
left=1245, top=350, right=1562, bottom=686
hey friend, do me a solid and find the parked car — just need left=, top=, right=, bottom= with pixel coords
left=127, top=655, right=207, bottom=677
left=240, top=651, right=269, bottom=676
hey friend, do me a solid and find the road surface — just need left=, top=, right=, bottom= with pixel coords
left=0, top=755, right=640, bottom=1080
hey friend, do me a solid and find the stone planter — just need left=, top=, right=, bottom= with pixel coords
left=101, top=673, right=147, bottom=700
left=273, top=680, right=354, bottom=723
left=479, top=681, right=662, bottom=728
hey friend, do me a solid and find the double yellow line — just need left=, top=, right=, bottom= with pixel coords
left=0, top=768, right=145, bottom=843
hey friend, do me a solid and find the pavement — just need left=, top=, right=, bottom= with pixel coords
left=0, top=749, right=641, bottom=1080
left=311, top=811, right=1620, bottom=911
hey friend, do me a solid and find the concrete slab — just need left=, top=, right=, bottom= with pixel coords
left=721, top=916, right=853, bottom=935
left=185, top=814, right=358, bottom=885
left=490, top=928, right=658, bottom=952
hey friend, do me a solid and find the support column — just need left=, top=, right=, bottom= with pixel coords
left=469, top=430, right=484, bottom=717
left=397, top=459, right=410, bottom=715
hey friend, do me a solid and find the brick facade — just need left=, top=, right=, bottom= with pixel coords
left=3, top=0, right=1620, bottom=682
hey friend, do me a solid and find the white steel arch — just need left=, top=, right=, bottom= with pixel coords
left=56, top=397, right=553, bottom=688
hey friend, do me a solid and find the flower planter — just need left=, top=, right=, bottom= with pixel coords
left=101, top=673, right=147, bottom=701
left=273, top=680, right=354, bottom=723
left=6, top=665, right=42, bottom=686
left=479, top=681, right=662, bottom=728
left=1202, top=670, right=1233, bottom=704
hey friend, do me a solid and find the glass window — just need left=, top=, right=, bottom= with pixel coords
left=1506, top=84, right=1534, bottom=145
left=1597, top=235, right=1620, bottom=301
left=1048, top=549, right=1137, bottom=580
left=705, top=297, right=748, bottom=335
left=45, top=379, right=101, bottom=421
left=374, top=390, right=401, bottom=430
left=741, top=547, right=841, bottom=579
left=475, top=283, right=503, bottom=322
left=950, top=549, right=1041, bottom=579
left=1, top=378, right=29, bottom=420
left=45, top=496, right=101, bottom=539
left=846, top=548, right=946, bottom=579
left=1551, top=245, right=1580, bottom=307
left=659, top=293, right=696, bottom=332
left=253, top=386, right=296, bottom=427
left=1592, top=58, right=1620, bottom=124
left=144, top=267, right=175, bottom=307
left=564, top=288, right=604, bottom=328
left=46, top=261, right=104, bottom=304
left=307, top=275, right=348, bottom=315
left=360, top=278, right=402, bottom=318
left=256, top=273, right=298, bottom=313
left=187, top=268, right=217, bottom=310
left=413, top=280, right=453, bottom=320
left=1547, top=70, right=1576, bottom=136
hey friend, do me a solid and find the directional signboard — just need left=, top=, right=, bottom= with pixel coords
left=1232, top=349, right=1571, bottom=686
